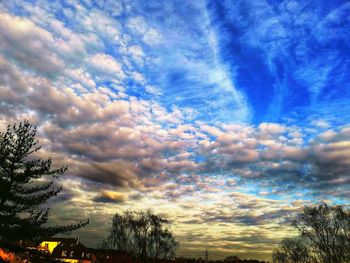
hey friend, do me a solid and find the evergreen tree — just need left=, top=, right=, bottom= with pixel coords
left=0, top=121, right=88, bottom=253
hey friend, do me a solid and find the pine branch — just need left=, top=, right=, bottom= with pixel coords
left=0, top=120, right=89, bottom=249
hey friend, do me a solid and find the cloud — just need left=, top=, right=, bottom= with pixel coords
left=0, top=12, right=65, bottom=76
left=127, top=16, right=147, bottom=34
left=197, top=122, right=350, bottom=195
left=208, top=0, right=350, bottom=123
left=0, top=0, right=349, bottom=260
left=73, top=161, right=140, bottom=189
left=143, top=28, right=163, bottom=45
left=81, top=9, right=122, bottom=43
left=93, top=191, right=128, bottom=203
left=64, top=68, right=96, bottom=90
left=0, top=38, right=348, bottom=257
left=125, top=14, right=163, bottom=46
left=89, top=53, right=125, bottom=80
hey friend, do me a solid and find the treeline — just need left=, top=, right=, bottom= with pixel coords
left=176, top=257, right=267, bottom=263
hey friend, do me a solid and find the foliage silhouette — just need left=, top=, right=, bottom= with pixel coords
left=273, top=203, right=350, bottom=263
left=272, top=237, right=310, bottom=263
left=102, top=210, right=178, bottom=262
left=0, top=121, right=88, bottom=257
left=272, top=249, right=288, bottom=263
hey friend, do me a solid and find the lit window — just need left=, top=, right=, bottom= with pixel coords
left=62, top=251, right=67, bottom=257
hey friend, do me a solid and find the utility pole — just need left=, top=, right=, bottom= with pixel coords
left=205, top=248, right=208, bottom=262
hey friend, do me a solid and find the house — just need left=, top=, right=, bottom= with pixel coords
left=2, top=238, right=136, bottom=263
left=39, top=237, right=94, bottom=263
left=37, top=237, right=70, bottom=254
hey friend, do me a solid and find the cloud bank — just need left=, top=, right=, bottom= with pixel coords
left=0, top=0, right=349, bottom=261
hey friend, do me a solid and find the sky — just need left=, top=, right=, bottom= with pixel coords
left=0, top=0, right=349, bottom=260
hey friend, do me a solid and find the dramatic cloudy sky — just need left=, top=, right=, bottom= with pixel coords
left=1, top=0, right=350, bottom=260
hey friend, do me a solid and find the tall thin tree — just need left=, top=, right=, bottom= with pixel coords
left=0, top=121, right=88, bottom=253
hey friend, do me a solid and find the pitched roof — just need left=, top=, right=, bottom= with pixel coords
left=49, top=238, right=92, bottom=260
left=40, top=237, right=79, bottom=243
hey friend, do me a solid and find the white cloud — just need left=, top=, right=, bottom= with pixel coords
left=0, top=1, right=349, bottom=259
left=131, top=71, right=146, bottom=84
left=145, top=85, right=162, bottom=96
left=143, top=28, right=163, bottom=45
left=64, top=68, right=96, bottom=90
left=89, top=53, right=125, bottom=80
left=128, top=45, right=144, bottom=58
left=127, top=16, right=162, bottom=45
left=127, top=16, right=147, bottom=34
left=82, top=10, right=122, bottom=42
left=0, top=12, right=64, bottom=76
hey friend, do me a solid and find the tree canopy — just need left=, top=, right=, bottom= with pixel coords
left=272, top=203, right=350, bottom=263
left=0, top=121, right=88, bottom=253
left=102, top=210, right=178, bottom=261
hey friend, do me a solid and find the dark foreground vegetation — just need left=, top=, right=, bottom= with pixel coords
left=272, top=203, right=350, bottom=263
left=0, top=236, right=267, bottom=263
left=0, top=121, right=88, bottom=260
left=1, top=121, right=349, bottom=263
left=101, top=210, right=178, bottom=261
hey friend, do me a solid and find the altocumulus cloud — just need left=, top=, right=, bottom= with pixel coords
left=0, top=0, right=349, bottom=261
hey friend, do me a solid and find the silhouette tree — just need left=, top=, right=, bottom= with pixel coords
left=102, top=210, right=178, bottom=262
left=0, top=121, right=88, bottom=254
left=275, top=237, right=310, bottom=263
left=272, top=249, right=288, bottom=263
left=293, top=203, right=350, bottom=263
left=273, top=203, right=350, bottom=263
